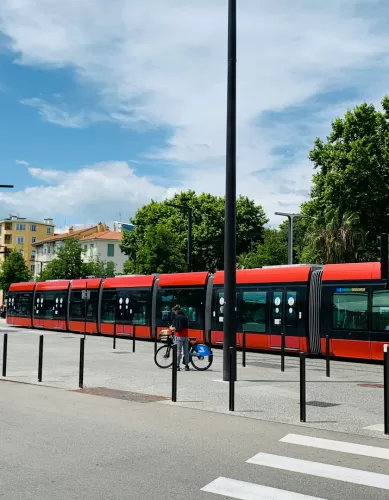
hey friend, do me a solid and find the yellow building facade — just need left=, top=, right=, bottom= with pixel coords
left=0, top=216, right=55, bottom=275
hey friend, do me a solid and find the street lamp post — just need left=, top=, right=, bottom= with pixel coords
left=275, top=212, right=306, bottom=264
left=223, top=0, right=237, bottom=382
left=166, top=203, right=192, bottom=272
left=0, top=185, right=14, bottom=189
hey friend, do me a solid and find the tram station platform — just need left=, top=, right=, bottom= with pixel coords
left=0, top=321, right=387, bottom=440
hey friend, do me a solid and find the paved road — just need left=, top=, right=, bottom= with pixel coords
left=1, top=380, right=389, bottom=500
left=1, top=323, right=387, bottom=439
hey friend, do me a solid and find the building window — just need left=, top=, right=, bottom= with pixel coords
left=17, top=236, right=24, bottom=245
left=48, top=246, right=51, bottom=254
left=90, top=243, right=94, bottom=255
left=16, top=223, right=26, bottom=231
left=46, top=227, right=52, bottom=234
left=32, top=237, right=36, bottom=243
left=30, top=264, right=35, bottom=273
left=107, top=243, right=115, bottom=257
left=332, top=290, right=368, bottom=330
left=30, top=224, right=37, bottom=232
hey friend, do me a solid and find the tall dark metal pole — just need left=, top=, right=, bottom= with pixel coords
left=187, top=209, right=192, bottom=272
left=223, top=0, right=237, bottom=382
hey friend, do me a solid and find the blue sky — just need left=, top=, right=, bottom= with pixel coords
left=1, top=0, right=389, bottom=230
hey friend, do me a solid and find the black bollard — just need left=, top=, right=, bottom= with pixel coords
left=281, top=333, right=285, bottom=372
left=79, top=337, right=85, bottom=389
left=113, top=320, right=117, bottom=350
left=2, top=333, right=7, bottom=377
left=326, top=335, right=330, bottom=378
left=229, top=347, right=235, bottom=411
left=242, top=330, right=246, bottom=368
left=132, top=324, right=136, bottom=353
left=38, top=335, right=44, bottom=382
left=384, top=346, right=389, bottom=435
left=172, top=343, right=177, bottom=402
left=300, top=352, right=306, bottom=422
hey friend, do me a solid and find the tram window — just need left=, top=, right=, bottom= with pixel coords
left=101, top=290, right=117, bottom=322
left=332, top=291, right=368, bottom=330
left=271, top=291, right=283, bottom=326
left=8, top=292, right=32, bottom=317
left=372, top=290, right=389, bottom=331
left=69, top=290, right=98, bottom=321
left=239, top=289, right=266, bottom=333
left=156, top=288, right=204, bottom=329
left=286, top=291, right=298, bottom=328
left=131, top=290, right=149, bottom=325
left=35, top=291, right=67, bottom=320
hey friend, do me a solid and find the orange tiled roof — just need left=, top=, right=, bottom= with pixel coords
left=80, top=231, right=122, bottom=241
left=33, top=226, right=98, bottom=245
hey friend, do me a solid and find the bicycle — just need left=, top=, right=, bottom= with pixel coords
left=154, top=331, right=213, bottom=371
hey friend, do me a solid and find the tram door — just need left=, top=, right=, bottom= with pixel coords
left=269, top=288, right=300, bottom=349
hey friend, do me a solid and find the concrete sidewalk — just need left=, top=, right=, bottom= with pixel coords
left=0, top=322, right=387, bottom=439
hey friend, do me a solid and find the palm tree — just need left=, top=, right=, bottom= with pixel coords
left=304, top=208, right=366, bottom=264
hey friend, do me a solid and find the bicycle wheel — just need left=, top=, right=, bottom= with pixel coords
left=154, top=344, right=173, bottom=369
left=189, top=343, right=213, bottom=371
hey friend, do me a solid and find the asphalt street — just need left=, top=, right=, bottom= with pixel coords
left=1, top=380, right=389, bottom=500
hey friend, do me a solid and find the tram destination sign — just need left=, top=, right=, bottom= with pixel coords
left=336, top=287, right=366, bottom=293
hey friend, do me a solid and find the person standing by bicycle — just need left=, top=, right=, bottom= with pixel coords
left=170, top=304, right=190, bottom=371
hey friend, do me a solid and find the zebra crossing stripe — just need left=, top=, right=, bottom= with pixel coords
left=280, top=433, right=389, bottom=460
left=200, top=477, right=328, bottom=500
left=246, top=453, right=389, bottom=490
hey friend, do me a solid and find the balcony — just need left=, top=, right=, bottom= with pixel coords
left=4, top=235, right=12, bottom=245
left=3, top=223, right=12, bottom=231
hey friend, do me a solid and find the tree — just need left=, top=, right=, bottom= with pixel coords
left=238, top=228, right=288, bottom=269
left=303, top=96, right=389, bottom=260
left=39, top=238, right=88, bottom=281
left=123, top=223, right=187, bottom=275
left=0, top=250, right=31, bottom=292
left=302, top=208, right=366, bottom=264
left=85, top=257, right=116, bottom=278
left=120, top=190, right=268, bottom=273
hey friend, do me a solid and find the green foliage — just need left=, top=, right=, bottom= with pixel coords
left=123, top=223, right=187, bottom=275
left=120, top=190, right=268, bottom=273
left=303, top=208, right=366, bottom=264
left=303, top=96, right=389, bottom=260
left=0, top=250, right=31, bottom=292
left=237, top=228, right=288, bottom=269
left=84, top=257, right=116, bottom=278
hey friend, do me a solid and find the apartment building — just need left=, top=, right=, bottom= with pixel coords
left=33, top=223, right=126, bottom=278
left=0, top=215, right=55, bottom=275
left=33, top=224, right=105, bottom=277
left=80, top=230, right=126, bottom=273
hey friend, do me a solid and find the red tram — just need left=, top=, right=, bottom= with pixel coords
left=6, top=262, right=389, bottom=361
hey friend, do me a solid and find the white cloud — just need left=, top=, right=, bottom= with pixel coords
left=20, top=97, right=107, bottom=129
left=15, top=159, right=29, bottom=166
left=0, top=161, right=177, bottom=224
left=1, top=0, right=389, bottom=224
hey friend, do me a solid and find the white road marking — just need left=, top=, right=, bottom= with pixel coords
left=280, top=433, right=389, bottom=460
left=201, top=477, right=327, bottom=500
left=246, top=453, right=389, bottom=490
left=364, top=424, right=385, bottom=432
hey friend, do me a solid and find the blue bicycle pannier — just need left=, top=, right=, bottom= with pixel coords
left=193, top=344, right=212, bottom=356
